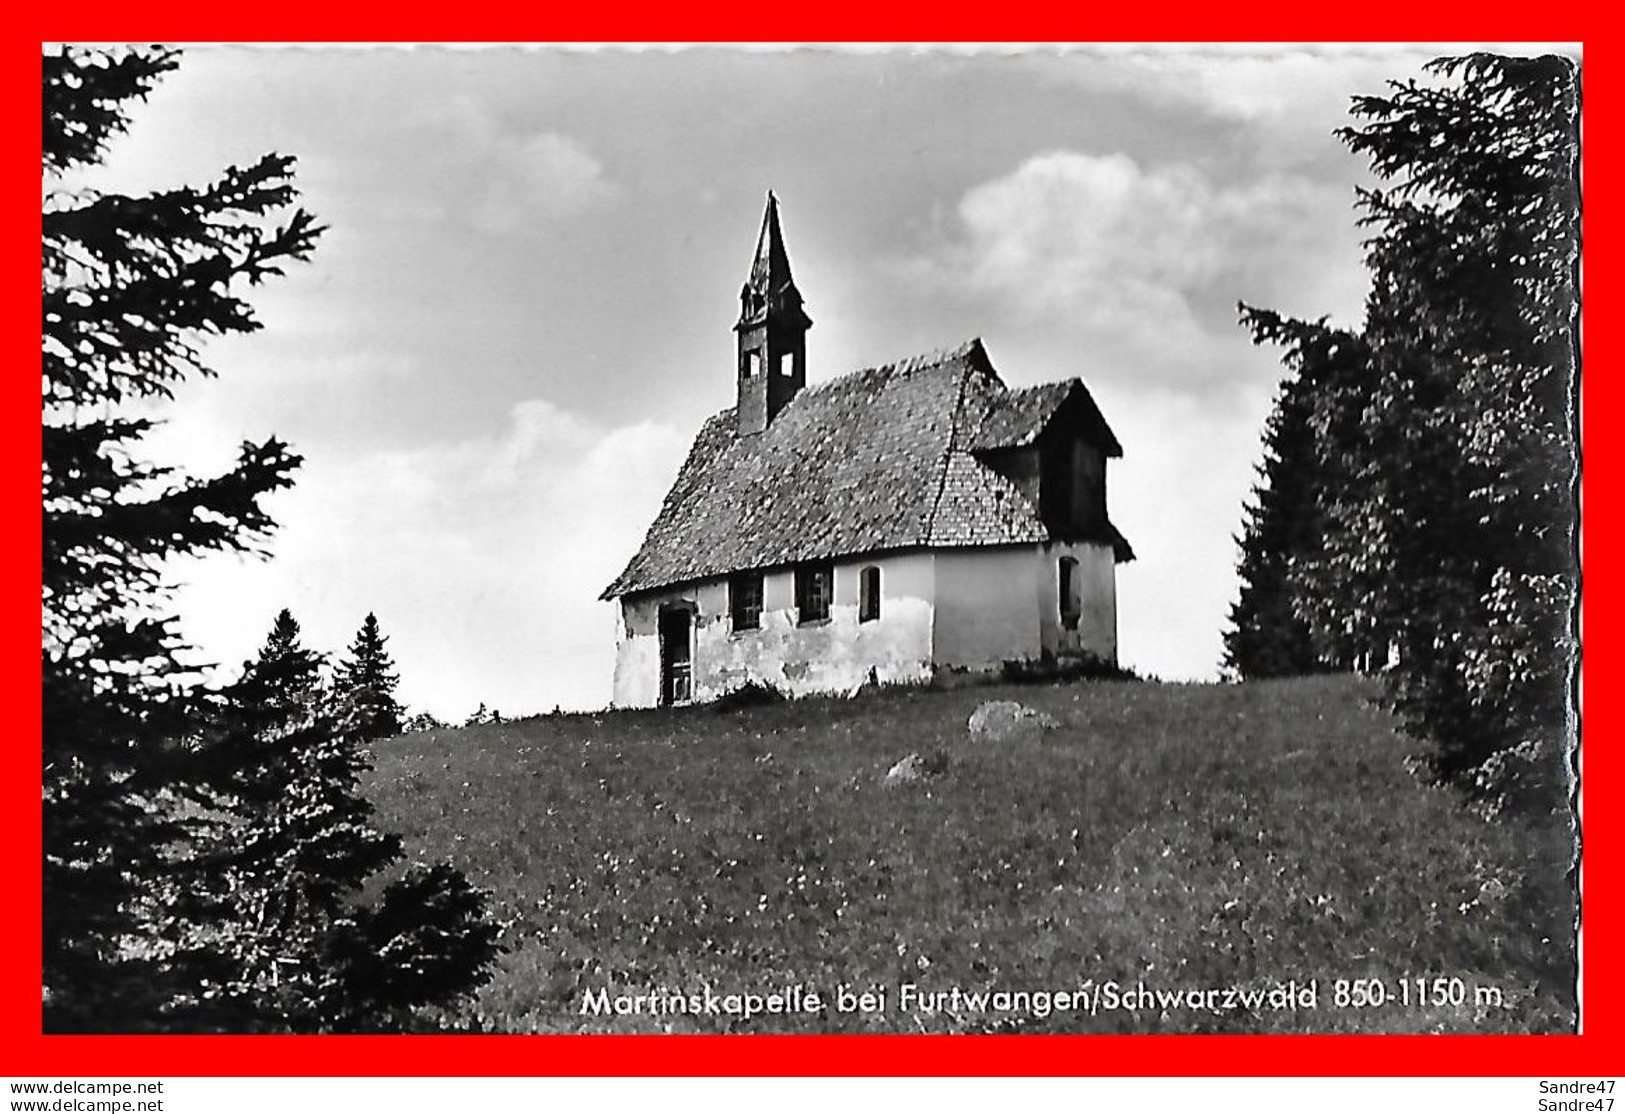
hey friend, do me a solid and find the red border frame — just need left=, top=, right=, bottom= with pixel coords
left=9, top=12, right=1606, bottom=1078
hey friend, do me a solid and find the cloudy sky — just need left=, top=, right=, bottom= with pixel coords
left=79, top=43, right=1481, bottom=718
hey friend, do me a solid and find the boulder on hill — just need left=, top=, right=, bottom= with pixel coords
left=882, top=750, right=950, bottom=787
left=883, top=753, right=926, bottom=787
left=968, top=700, right=1061, bottom=740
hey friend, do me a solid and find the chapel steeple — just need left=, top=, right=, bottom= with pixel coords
left=735, top=192, right=811, bottom=436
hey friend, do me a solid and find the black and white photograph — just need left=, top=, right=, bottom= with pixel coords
left=41, top=42, right=1580, bottom=1039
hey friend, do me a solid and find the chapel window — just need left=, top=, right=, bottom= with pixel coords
left=859, top=566, right=881, bottom=623
left=1059, top=556, right=1081, bottom=632
left=795, top=562, right=833, bottom=625
left=730, top=572, right=764, bottom=632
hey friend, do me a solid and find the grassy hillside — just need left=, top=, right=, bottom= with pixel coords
left=365, top=675, right=1576, bottom=1033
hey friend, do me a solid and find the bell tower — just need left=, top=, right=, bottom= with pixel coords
left=735, top=192, right=811, bottom=436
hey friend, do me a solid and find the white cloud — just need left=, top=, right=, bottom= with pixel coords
left=1032, top=49, right=1434, bottom=157
left=1096, top=51, right=1385, bottom=124
left=935, top=150, right=1346, bottom=311
left=166, top=399, right=690, bottom=718
left=472, top=131, right=618, bottom=233
left=512, top=133, right=615, bottom=210
left=407, top=93, right=618, bottom=234
left=897, top=150, right=1363, bottom=390
left=949, top=151, right=1215, bottom=311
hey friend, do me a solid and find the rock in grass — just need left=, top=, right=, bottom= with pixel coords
left=883, top=751, right=949, bottom=787
left=884, top=753, right=927, bottom=786
left=968, top=700, right=1061, bottom=740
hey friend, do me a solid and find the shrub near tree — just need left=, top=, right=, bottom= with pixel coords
left=463, top=703, right=504, bottom=727
left=42, top=45, right=499, bottom=1030
left=1232, top=55, right=1578, bottom=802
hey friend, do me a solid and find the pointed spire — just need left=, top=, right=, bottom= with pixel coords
left=738, top=191, right=809, bottom=330
left=734, top=192, right=811, bottom=435
left=749, top=190, right=795, bottom=294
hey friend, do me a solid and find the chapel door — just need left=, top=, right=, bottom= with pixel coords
left=658, top=607, right=693, bottom=706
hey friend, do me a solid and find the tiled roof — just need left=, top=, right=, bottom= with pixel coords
left=970, top=382, right=1075, bottom=450
left=602, top=338, right=1129, bottom=598
left=970, top=381, right=1124, bottom=456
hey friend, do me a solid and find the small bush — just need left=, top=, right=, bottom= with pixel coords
left=1467, top=737, right=1572, bottom=820
left=1001, top=653, right=1140, bottom=685
left=710, top=680, right=787, bottom=713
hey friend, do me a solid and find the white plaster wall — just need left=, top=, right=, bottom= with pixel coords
left=1036, top=541, right=1117, bottom=662
left=762, top=568, right=794, bottom=614
left=610, top=628, right=662, bottom=708
left=609, top=552, right=937, bottom=707
left=932, top=548, right=1045, bottom=670
left=610, top=544, right=1118, bottom=706
left=611, top=587, right=712, bottom=709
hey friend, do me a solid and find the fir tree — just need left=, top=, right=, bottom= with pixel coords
left=234, top=608, right=326, bottom=720
left=1336, top=55, right=1578, bottom=791
left=43, top=46, right=500, bottom=1031
left=1238, top=54, right=1578, bottom=798
left=1229, top=314, right=1387, bottom=675
left=334, top=612, right=404, bottom=741
left=1222, top=366, right=1334, bottom=679
left=195, top=610, right=399, bottom=1027
left=42, top=45, right=319, bottom=1030
left=194, top=613, right=502, bottom=1032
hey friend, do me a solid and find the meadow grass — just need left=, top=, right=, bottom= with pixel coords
left=365, top=674, right=1576, bottom=1033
